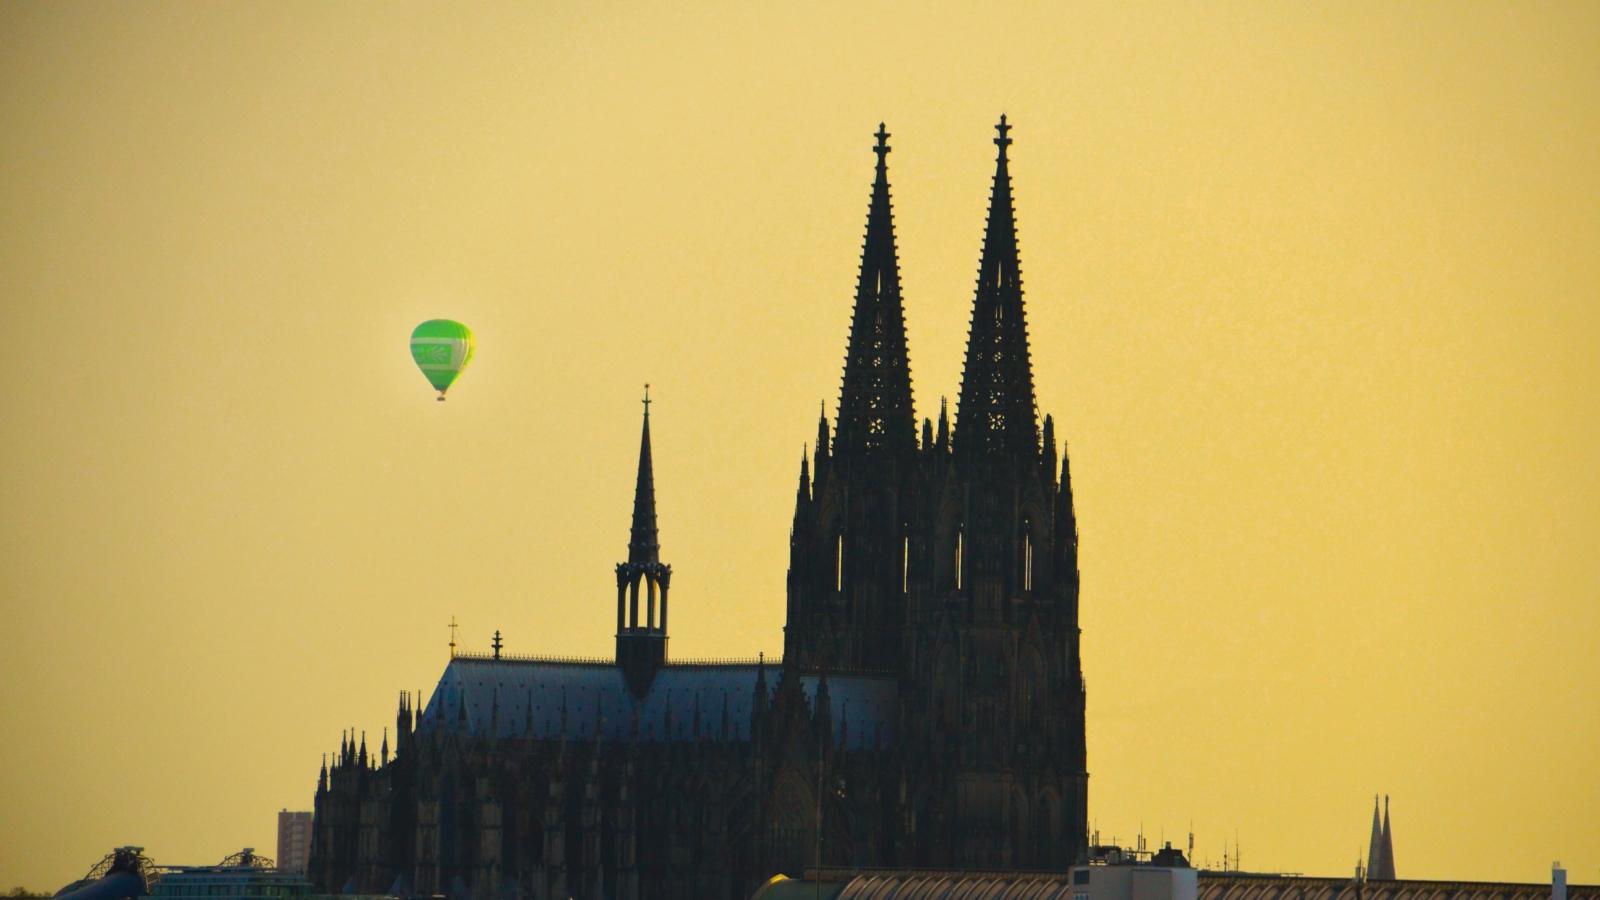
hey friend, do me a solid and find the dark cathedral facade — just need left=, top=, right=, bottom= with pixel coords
left=309, top=118, right=1088, bottom=899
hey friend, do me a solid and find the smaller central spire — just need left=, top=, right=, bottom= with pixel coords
left=628, top=385, right=659, bottom=565
left=615, top=392, right=672, bottom=695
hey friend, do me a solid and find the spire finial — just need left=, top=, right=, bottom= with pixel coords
left=995, top=114, right=1012, bottom=156
left=448, top=615, right=458, bottom=658
left=642, top=383, right=651, bottom=417
left=873, top=123, right=890, bottom=166
left=491, top=629, right=503, bottom=660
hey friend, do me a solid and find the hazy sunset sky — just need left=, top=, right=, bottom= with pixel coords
left=2, top=1, right=1597, bottom=890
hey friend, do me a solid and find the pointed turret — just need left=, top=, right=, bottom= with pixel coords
left=834, top=123, right=917, bottom=462
left=628, top=387, right=659, bottom=566
left=395, top=691, right=414, bottom=756
left=616, top=389, right=671, bottom=695
left=1042, top=414, right=1057, bottom=488
left=953, top=115, right=1040, bottom=465
left=1058, top=440, right=1078, bottom=550
left=796, top=447, right=811, bottom=509
left=814, top=402, right=831, bottom=481
left=1365, top=795, right=1384, bottom=879
left=753, top=652, right=769, bottom=721
left=936, top=397, right=950, bottom=454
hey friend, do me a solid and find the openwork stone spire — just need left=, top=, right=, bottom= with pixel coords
left=834, top=123, right=916, bottom=461
left=954, top=115, right=1040, bottom=464
left=628, top=386, right=659, bottom=565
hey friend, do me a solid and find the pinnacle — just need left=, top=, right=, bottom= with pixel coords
left=627, top=394, right=659, bottom=565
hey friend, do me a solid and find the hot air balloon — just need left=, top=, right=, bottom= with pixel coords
left=409, top=319, right=475, bottom=400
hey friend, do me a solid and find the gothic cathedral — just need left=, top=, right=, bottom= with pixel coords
left=310, top=118, right=1088, bottom=900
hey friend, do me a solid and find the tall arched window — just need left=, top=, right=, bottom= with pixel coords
left=954, top=530, right=964, bottom=591
left=901, top=535, right=910, bottom=594
left=835, top=533, right=844, bottom=592
left=1023, top=529, right=1034, bottom=592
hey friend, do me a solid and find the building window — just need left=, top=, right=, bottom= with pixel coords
left=835, top=533, right=844, bottom=592
left=902, top=535, right=909, bottom=594
left=954, top=530, right=963, bottom=590
left=1023, top=531, right=1034, bottom=592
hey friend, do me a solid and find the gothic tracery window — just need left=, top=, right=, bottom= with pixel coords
left=901, top=534, right=909, bottom=594
left=1023, top=526, right=1034, bottom=592
left=954, top=530, right=964, bottom=591
left=835, top=533, right=844, bottom=592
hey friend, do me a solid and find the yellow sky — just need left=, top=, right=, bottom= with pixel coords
left=2, top=0, right=1597, bottom=890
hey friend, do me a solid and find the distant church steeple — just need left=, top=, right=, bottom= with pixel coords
left=954, top=115, right=1040, bottom=465
left=833, top=122, right=916, bottom=463
left=1366, top=794, right=1396, bottom=880
left=628, top=386, right=660, bottom=565
left=615, top=387, right=670, bottom=696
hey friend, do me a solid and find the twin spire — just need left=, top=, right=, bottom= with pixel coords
left=1366, top=794, right=1396, bottom=880
left=953, top=114, right=1040, bottom=463
left=830, top=117, right=1040, bottom=465
left=833, top=123, right=916, bottom=461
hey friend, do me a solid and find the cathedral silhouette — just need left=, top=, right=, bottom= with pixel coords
left=310, top=117, right=1088, bottom=899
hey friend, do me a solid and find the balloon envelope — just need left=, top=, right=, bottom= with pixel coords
left=410, top=319, right=475, bottom=397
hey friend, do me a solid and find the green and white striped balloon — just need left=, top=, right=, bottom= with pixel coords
left=409, top=319, right=475, bottom=400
